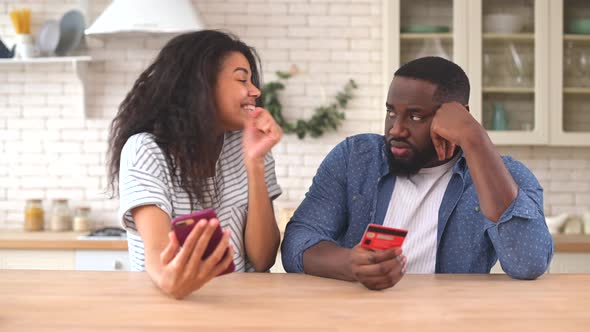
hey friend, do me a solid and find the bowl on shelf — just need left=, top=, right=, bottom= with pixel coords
left=483, top=14, right=524, bottom=33
left=401, top=25, right=450, bottom=33
left=567, top=19, right=590, bottom=34
left=55, top=9, right=85, bottom=56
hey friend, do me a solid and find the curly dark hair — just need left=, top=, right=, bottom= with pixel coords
left=107, top=30, right=262, bottom=209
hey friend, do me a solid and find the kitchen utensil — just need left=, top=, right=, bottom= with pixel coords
left=492, top=102, right=508, bottom=130
left=415, top=38, right=450, bottom=60
left=14, top=34, right=38, bottom=59
left=0, top=38, right=15, bottom=58
left=583, top=212, right=590, bottom=235
left=36, top=19, right=60, bottom=56
left=401, top=25, right=450, bottom=33
left=545, top=213, right=569, bottom=234
left=9, top=8, right=31, bottom=34
left=506, top=42, right=533, bottom=87
left=56, top=9, right=85, bottom=56
left=563, top=216, right=583, bottom=235
left=567, top=19, right=590, bottom=34
left=484, top=14, right=523, bottom=33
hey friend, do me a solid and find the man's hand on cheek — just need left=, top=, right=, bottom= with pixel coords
left=430, top=102, right=482, bottom=160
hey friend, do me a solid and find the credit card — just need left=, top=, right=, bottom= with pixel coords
left=360, top=224, right=408, bottom=250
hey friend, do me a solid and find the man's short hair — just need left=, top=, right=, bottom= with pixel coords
left=394, top=56, right=470, bottom=105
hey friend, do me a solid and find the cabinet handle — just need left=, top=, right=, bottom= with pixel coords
left=114, top=260, right=123, bottom=270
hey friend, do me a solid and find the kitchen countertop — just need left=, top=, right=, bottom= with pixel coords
left=1, top=270, right=589, bottom=331
left=552, top=234, right=590, bottom=252
left=0, top=230, right=128, bottom=250
left=0, top=230, right=588, bottom=252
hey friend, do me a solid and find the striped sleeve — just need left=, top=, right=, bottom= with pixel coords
left=118, top=134, right=172, bottom=231
left=264, top=151, right=282, bottom=201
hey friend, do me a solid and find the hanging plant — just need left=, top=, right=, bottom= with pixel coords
left=261, top=67, right=357, bottom=139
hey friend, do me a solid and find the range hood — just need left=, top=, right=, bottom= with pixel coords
left=85, top=0, right=205, bottom=36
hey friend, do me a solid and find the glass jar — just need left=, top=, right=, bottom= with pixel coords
left=50, top=199, right=72, bottom=232
left=73, top=206, right=92, bottom=232
left=24, top=199, right=44, bottom=231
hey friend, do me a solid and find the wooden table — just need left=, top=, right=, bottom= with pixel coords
left=1, top=271, right=589, bottom=331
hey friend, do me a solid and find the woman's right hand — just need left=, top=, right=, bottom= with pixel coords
left=157, top=218, right=234, bottom=299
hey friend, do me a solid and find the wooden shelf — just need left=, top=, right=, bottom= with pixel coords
left=0, top=56, right=92, bottom=64
left=483, top=86, right=535, bottom=94
left=564, top=87, right=590, bottom=94
left=483, top=33, right=535, bottom=41
left=400, top=33, right=453, bottom=40
left=564, top=34, right=590, bottom=41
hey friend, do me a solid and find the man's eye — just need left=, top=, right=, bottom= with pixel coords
left=387, top=110, right=395, bottom=117
left=238, top=79, right=247, bottom=83
left=410, top=115, right=422, bottom=121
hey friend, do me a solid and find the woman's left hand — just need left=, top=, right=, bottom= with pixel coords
left=242, top=107, right=282, bottom=167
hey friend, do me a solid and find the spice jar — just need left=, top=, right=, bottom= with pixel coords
left=73, top=206, right=92, bottom=232
left=50, top=199, right=72, bottom=231
left=24, top=199, right=44, bottom=231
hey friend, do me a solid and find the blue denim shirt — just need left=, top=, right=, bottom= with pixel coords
left=281, top=134, right=554, bottom=279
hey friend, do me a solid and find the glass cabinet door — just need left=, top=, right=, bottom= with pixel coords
left=383, top=0, right=468, bottom=91
left=468, top=0, right=549, bottom=145
left=550, top=0, right=590, bottom=145
left=399, top=0, right=454, bottom=64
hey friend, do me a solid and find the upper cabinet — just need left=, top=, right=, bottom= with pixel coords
left=383, top=0, right=469, bottom=97
left=385, top=0, right=589, bottom=146
left=549, top=0, right=590, bottom=146
left=468, top=0, right=548, bottom=145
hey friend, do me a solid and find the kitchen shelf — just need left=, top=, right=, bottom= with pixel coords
left=0, top=56, right=92, bottom=64
left=483, top=86, right=535, bottom=94
left=483, top=33, right=535, bottom=41
left=0, top=56, right=93, bottom=117
left=564, top=34, right=590, bottom=41
left=563, top=87, right=590, bottom=94
left=400, top=33, right=453, bottom=40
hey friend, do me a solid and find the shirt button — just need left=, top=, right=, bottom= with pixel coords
left=475, top=206, right=480, bottom=212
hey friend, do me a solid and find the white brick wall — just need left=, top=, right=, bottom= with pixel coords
left=0, top=0, right=589, bottom=230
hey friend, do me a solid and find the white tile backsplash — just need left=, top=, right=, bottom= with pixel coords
left=0, top=0, right=589, bottom=229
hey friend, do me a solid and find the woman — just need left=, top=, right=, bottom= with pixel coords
left=107, top=30, right=283, bottom=299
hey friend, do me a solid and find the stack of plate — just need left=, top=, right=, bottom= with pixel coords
left=37, top=9, right=85, bottom=56
left=568, top=19, right=590, bottom=34
left=401, top=25, right=450, bottom=33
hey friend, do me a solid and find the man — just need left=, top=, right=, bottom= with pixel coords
left=281, top=57, right=553, bottom=290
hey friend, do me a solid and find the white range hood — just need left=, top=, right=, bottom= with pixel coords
left=85, top=0, right=205, bottom=36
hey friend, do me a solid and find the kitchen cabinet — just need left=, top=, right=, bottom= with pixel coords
left=0, top=231, right=129, bottom=271
left=549, top=253, right=590, bottom=273
left=384, top=0, right=590, bottom=146
left=0, top=249, right=75, bottom=270
left=75, top=249, right=129, bottom=271
left=549, top=0, right=590, bottom=146
left=0, top=249, right=129, bottom=271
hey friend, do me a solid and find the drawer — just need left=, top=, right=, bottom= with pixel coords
left=75, top=250, right=129, bottom=271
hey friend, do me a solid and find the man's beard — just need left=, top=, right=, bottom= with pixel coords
left=385, top=137, right=436, bottom=177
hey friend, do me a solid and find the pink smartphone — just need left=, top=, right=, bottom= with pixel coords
left=171, top=208, right=235, bottom=275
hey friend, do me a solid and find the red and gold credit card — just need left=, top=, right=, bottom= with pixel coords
left=360, top=224, right=408, bottom=250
